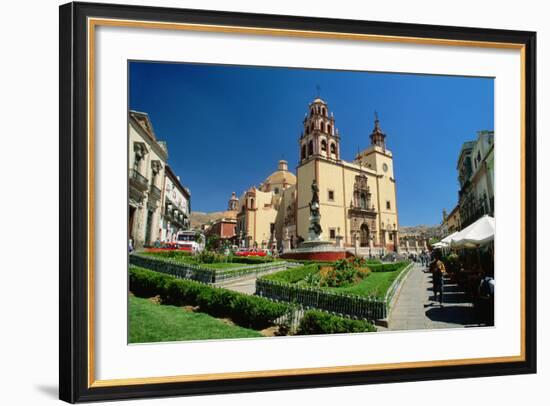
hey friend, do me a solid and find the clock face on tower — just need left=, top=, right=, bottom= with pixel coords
left=382, top=163, right=389, bottom=172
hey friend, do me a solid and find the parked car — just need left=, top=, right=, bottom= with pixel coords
left=234, top=248, right=268, bottom=257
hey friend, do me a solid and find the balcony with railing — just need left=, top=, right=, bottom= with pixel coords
left=149, top=184, right=162, bottom=202
left=129, top=169, right=148, bottom=193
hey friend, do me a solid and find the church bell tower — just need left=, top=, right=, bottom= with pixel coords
left=299, top=98, right=341, bottom=163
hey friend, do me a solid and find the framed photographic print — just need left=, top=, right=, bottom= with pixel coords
left=59, top=1, right=537, bottom=403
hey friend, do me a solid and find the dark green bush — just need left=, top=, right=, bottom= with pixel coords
left=229, top=255, right=275, bottom=264
left=129, top=266, right=289, bottom=330
left=129, top=266, right=172, bottom=297
left=262, top=264, right=319, bottom=284
left=297, top=310, right=376, bottom=335
left=195, top=250, right=228, bottom=264
left=368, top=261, right=409, bottom=273
left=141, top=250, right=192, bottom=260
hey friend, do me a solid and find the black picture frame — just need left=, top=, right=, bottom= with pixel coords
left=59, top=1, right=537, bottom=403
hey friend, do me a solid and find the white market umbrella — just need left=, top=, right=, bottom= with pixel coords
left=451, top=215, right=495, bottom=248
left=432, top=242, right=447, bottom=248
left=441, top=231, right=459, bottom=245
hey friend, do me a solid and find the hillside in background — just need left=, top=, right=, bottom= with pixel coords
left=190, top=211, right=226, bottom=229
left=399, top=224, right=440, bottom=237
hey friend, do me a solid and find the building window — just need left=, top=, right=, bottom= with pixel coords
left=321, top=139, right=327, bottom=152
left=274, top=187, right=280, bottom=194
left=308, top=141, right=314, bottom=156
left=360, top=192, right=367, bottom=209
left=386, top=201, right=391, bottom=210
left=301, top=144, right=306, bottom=160
left=328, top=190, right=335, bottom=201
left=389, top=233, right=394, bottom=241
left=327, top=124, right=332, bottom=134
left=330, top=143, right=336, bottom=155
left=329, top=228, right=336, bottom=239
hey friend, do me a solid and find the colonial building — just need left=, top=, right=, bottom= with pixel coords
left=236, top=98, right=399, bottom=253
left=442, top=205, right=462, bottom=235
left=160, top=165, right=191, bottom=242
left=204, top=193, right=239, bottom=246
left=128, top=110, right=168, bottom=248
left=456, top=130, right=494, bottom=229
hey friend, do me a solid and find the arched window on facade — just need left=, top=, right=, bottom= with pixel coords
left=320, top=122, right=325, bottom=132
left=301, top=144, right=306, bottom=160
left=327, top=124, right=332, bottom=134
left=322, top=107, right=326, bottom=116
left=308, top=141, right=314, bottom=156
left=321, top=139, right=327, bottom=152
left=330, top=143, right=337, bottom=156
left=249, top=198, right=255, bottom=209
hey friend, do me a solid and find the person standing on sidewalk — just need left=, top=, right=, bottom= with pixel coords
left=432, top=252, right=446, bottom=306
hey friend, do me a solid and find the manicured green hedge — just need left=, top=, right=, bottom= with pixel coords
left=262, top=264, right=319, bottom=284
left=129, top=266, right=290, bottom=329
left=297, top=310, right=376, bottom=335
left=229, top=255, right=275, bottom=264
left=368, top=261, right=409, bottom=273
left=142, top=250, right=192, bottom=260
left=129, top=266, right=173, bottom=297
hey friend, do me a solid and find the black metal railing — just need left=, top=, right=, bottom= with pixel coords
left=129, top=169, right=148, bottom=191
left=149, top=184, right=161, bottom=201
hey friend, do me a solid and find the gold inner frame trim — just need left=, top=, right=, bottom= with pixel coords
left=87, top=17, right=527, bottom=388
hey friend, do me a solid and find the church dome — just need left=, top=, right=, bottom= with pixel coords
left=263, top=160, right=296, bottom=189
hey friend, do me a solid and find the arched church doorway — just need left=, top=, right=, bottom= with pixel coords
left=360, top=223, right=369, bottom=247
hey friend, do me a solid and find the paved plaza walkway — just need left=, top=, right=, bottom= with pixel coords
left=388, top=263, right=486, bottom=331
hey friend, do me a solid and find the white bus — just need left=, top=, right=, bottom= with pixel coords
left=175, top=230, right=205, bottom=253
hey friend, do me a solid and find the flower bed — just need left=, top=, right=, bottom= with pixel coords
left=256, top=260, right=411, bottom=321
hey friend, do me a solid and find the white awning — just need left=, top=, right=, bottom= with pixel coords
left=441, top=231, right=459, bottom=245
left=451, top=215, right=495, bottom=248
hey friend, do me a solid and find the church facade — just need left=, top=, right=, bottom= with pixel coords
left=235, top=97, right=399, bottom=252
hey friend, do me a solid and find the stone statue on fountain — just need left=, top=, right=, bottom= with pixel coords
left=308, top=179, right=323, bottom=241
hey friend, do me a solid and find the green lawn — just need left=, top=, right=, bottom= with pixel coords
left=324, top=268, right=403, bottom=299
left=129, top=295, right=262, bottom=343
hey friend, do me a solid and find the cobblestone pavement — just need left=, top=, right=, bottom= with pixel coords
left=387, top=263, right=486, bottom=331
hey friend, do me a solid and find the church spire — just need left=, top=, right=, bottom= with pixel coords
left=370, top=111, right=386, bottom=149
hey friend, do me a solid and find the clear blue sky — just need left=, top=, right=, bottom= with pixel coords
left=129, top=61, right=493, bottom=226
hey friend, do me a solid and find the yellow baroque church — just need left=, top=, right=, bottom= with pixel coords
left=235, top=97, right=399, bottom=253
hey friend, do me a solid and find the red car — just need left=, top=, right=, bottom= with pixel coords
left=234, top=248, right=267, bottom=257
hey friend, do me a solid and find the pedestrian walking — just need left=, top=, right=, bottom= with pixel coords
left=432, top=252, right=446, bottom=306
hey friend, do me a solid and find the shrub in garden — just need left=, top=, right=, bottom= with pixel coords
left=195, top=250, right=227, bottom=264
left=368, top=261, right=409, bottom=273
left=297, top=310, right=376, bottom=335
left=142, top=250, right=192, bottom=260
left=129, top=266, right=172, bottom=298
left=229, top=255, right=275, bottom=265
left=129, top=266, right=290, bottom=330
